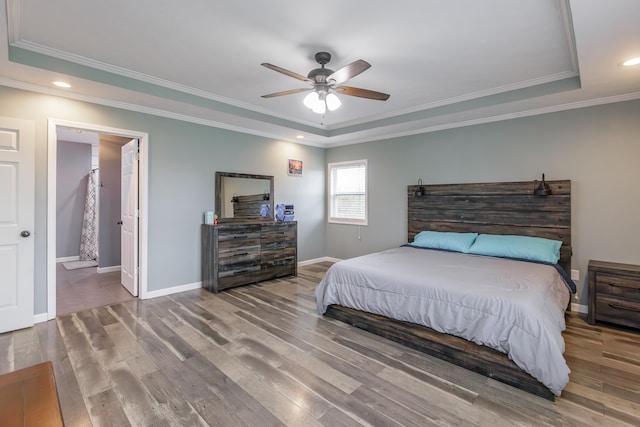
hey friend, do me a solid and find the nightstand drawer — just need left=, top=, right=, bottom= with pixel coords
left=595, top=273, right=640, bottom=301
left=595, top=295, right=640, bottom=328
left=588, top=260, right=640, bottom=329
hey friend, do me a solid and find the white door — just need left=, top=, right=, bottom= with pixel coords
left=121, top=139, right=138, bottom=296
left=0, top=117, right=35, bottom=333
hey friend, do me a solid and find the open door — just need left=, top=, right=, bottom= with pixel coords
left=120, top=139, right=138, bottom=296
left=0, top=117, right=35, bottom=332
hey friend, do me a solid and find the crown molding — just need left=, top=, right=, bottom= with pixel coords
left=325, top=91, right=640, bottom=147
left=1, top=77, right=638, bottom=150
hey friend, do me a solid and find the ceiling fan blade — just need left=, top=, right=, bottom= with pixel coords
left=261, top=88, right=313, bottom=98
left=336, top=86, right=390, bottom=101
left=327, top=59, right=371, bottom=85
left=261, top=63, right=313, bottom=83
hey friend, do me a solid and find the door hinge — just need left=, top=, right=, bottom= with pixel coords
left=135, top=209, right=140, bottom=218
left=135, top=151, right=140, bottom=161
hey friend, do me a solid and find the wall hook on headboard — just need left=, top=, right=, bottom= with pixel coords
left=414, top=178, right=425, bottom=197
left=533, top=173, right=552, bottom=196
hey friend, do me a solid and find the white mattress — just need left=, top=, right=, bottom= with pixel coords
left=314, top=246, right=571, bottom=396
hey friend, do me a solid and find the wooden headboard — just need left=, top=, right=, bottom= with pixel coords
left=407, top=180, right=571, bottom=271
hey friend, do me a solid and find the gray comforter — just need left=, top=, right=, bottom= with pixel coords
left=314, top=246, right=571, bottom=396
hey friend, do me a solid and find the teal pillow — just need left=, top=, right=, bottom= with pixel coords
left=412, top=231, right=478, bottom=253
left=468, top=234, right=562, bottom=264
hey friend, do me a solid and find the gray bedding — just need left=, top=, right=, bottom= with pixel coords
left=314, top=246, right=571, bottom=396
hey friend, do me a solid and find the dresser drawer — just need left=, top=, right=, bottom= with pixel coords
left=218, top=262, right=261, bottom=278
left=218, top=246, right=261, bottom=267
left=261, top=223, right=296, bottom=241
left=261, top=256, right=296, bottom=281
left=595, top=273, right=640, bottom=301
left=262, top=256, right=296, bottom=270
left=261, top=246, right=296, bottom=262
left=217, top=224, right=261, bottom=242
left=218, top=269, right=263, bottom=290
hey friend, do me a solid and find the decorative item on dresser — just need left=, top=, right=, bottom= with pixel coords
left=588, top=260, right=640, bottom=329
left=201, top=221, right=297, bottom=293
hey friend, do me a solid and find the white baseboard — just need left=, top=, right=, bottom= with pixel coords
left=143, top=281, right=202, bottom=299
left=33, top=312, right=49, bottom=324
left=298, top=256, right=342, bottom=266
left=56, top=255, right=79, bottom=263
left=144, top=260, right=338, bottom=300
left=97, top=265, right=121, bottom=274
left=571, top=303, right=588, bottom=314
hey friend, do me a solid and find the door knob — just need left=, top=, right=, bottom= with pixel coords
left=20, top=230, right=31, bottom=237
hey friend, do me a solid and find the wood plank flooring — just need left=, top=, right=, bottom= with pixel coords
left=1, top=262, right=639, bottom=426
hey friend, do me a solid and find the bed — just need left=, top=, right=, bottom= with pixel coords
left=315, top=180, right=573, bottom=400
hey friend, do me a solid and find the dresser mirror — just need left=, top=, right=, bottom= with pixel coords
left=215, top=171, right=274, bottom=221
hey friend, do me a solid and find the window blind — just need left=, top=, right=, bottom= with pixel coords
left=328, top=159, right=367, bottom=225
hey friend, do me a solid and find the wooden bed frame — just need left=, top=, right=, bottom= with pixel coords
left=324, top=179, right=571, bottom=401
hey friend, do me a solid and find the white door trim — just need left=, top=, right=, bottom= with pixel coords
left=46, top=118, right=149, bottom=320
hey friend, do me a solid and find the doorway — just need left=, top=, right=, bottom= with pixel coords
left=46, top=119, right=149, bottom=320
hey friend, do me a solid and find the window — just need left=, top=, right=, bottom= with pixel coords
left=328, top=159, right=368, bottom=225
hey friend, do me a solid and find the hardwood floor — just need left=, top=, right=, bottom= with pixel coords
left=1, top=262, right=639, bottom=426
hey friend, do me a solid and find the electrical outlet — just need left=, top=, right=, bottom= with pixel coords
left=571, top=269, right=579, bottom=281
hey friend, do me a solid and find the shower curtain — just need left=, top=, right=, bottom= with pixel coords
left=79, top=168, right=99, bottom=261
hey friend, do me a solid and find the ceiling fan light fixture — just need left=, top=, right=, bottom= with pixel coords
left=303, top=91, right=319, bottom=109
left=304, top=89, right=340, bottom=114
left=312, top=96, right=327, bottom=114
left=326, top=92, right=341, bottom=111
left=622, top=57, right=640, bottom=67
left=262, top=51, right=389, bottom=112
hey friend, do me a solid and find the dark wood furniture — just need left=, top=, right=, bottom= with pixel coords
left=588, top=260, right=640, bottom=329
left=406, top=180, right=572, bottom=271
left=0, top=361, right=64, bottom=426
left=324, top=179, right=571, bottom=401
left=215, top=171, right=274, bottom=221
left=202, top=221, right=297, bottom=293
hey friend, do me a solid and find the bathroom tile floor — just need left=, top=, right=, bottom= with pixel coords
left=56, top=263, right=134, bottom=315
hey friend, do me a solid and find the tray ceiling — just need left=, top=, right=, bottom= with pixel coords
left=1, top=0, right=639, bottom=146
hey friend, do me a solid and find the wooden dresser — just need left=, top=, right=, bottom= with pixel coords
left=588, top=260, right=640, bottom=329
left=202, top=221, right=297, bottom=293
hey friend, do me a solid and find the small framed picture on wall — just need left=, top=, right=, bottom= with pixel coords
left=288, top=159, right=303, bottom=176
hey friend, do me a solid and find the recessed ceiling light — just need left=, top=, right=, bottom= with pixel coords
left=622, top=57, right=640, bottom=67
left=296, top=135, right=305, bottom=139
left=53, top=81, right=71, bottom=88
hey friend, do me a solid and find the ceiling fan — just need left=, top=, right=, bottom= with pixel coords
left=261, top=52, right=390, bottom=114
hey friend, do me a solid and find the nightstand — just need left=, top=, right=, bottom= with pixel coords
left=588, top=260, right=640, bottom=329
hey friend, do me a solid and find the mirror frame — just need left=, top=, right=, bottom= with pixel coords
left=215, top=171, right=274, bottom=222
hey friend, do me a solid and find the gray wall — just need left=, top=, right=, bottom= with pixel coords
left=98, top=139, right=125, bottom=268
left=0, top=85, right=326, bottom=315
left=55, top=140, right=91, bottom=258
left=6, top=79, right=637, bottom=314
left=326, top=99, right=640, bottom=306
